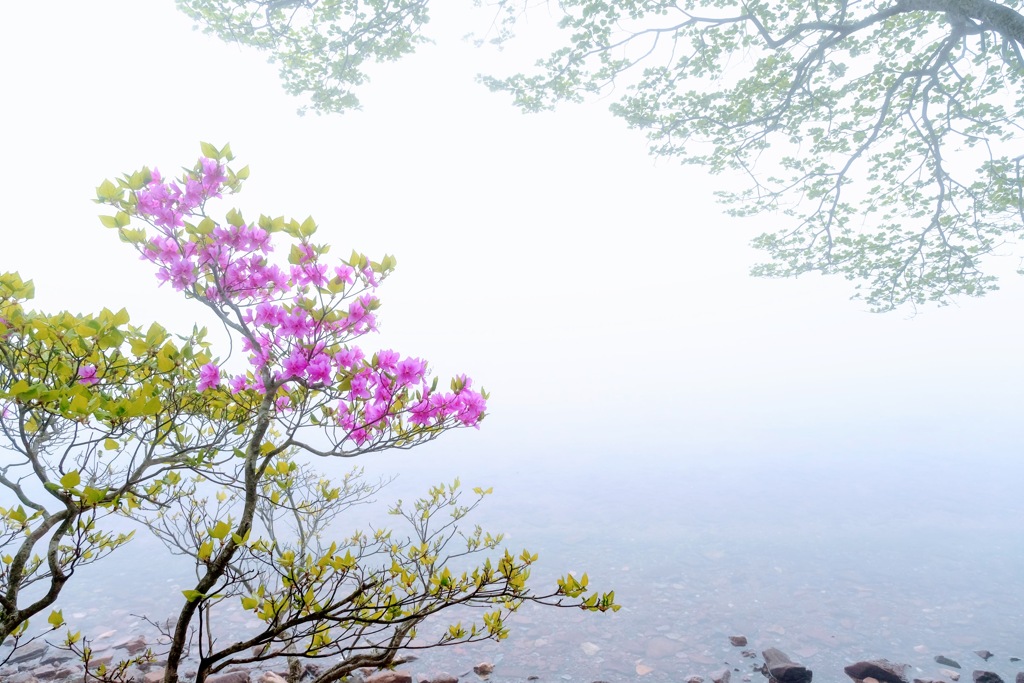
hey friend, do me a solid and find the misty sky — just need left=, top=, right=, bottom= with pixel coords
left=2, top=1, right=1022, bottom=477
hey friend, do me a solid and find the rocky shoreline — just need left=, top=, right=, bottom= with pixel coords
left=1, top=634, right=1021, bottom=683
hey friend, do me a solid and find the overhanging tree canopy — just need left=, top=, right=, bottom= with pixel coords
left=176, top=0, right=1024, bottom=310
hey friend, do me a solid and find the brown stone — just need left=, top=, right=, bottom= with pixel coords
left=473, top=663, right=494, bottom=677
left=730, top=635, right=748, bottom=647
left=844, top=660, right=909, bottom=683
left=366, top=670, right=414, bottom=683
left=117, top=636, right=148, bottom=655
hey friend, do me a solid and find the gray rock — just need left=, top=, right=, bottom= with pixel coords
left=684, top=676, right=704, bottom=683
left=844, top=660, right=909, bottom=683
left=4, top=672, right=40, bottom=683
left=975, top=652, right=995, bottom=662
left=207, top=672, right=251, bottom=683
left=939, top=669, right=961, bottom=681
left=935, top=657, right=962, bottom=669
left=423, top=675, right=458, bottom=683
left=38, top=648, right=75, bottom=666
left=913, top=679, right=947, bottom=683
left=5, top=641, right=48, bottom=665
left=763, top=648, right=812, bottom=683
left=730, top=636, right=749, bottom=647
left=1016, top=674, right=1023, bottom=683
left=26, top=664, right=62, bottom=681
left=971, top=673, right=1003, bottom=683
left=710, top=668, right=731, bottom=683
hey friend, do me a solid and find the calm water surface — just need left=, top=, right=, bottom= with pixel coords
left=17, top=450, right=1024, bottom=682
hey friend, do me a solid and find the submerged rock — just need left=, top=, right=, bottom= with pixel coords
left=971, top=672, right=1003, bottom=683
left=843, top=660, right=909, bottom=683
left=975, top=652, right=995, bottom=662
left=762, top=648, right=812, bottom=683
left=731, top=636, right=749, bottom=647
left=5, top=641, right=48, bottom=665
left=935, top=656, right=962, bottom=669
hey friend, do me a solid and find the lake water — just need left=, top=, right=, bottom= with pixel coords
left=4, top=448, right=1022, bottom=683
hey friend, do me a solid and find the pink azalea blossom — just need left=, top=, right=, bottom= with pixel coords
left=78, top=365, right=99, bottom=386
left=364, top=401, right=389, bottom=426
left=281, top=349, right=308, bottom=379
left=376, top=349, right=399, bottom=371
left=408, top=399, right=432, bottom=426
left=348, top=369, right=372, bottom=399
left=121, top=153, right=491, bottom=446
left=334, top=265, right=354, bottom=284
left=306, top=353, right=333, bottom=384
left=334, top=347, right=364, bottom=369
left=197, top=363, right=221, bottom=392
left=455, top=389, right=487, bottom=426
left=279, top=308, right=311, bottom=339
left=395, top=357, right=426, bottom=387
left=199, top=157, right=226, bottom=196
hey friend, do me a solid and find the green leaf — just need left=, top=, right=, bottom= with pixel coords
left=82, top=486, right=108, bottom=506
left=299, top=215, right=317, bottom=237
left=225, top=208, right=245, bottom=227
left=60, top=470, right=81, bottom=489
left=208, top=520, right=231, bottom=540
left=47, top=610, right=64, bottom=628
left=200, top=141, right=220, bottom=159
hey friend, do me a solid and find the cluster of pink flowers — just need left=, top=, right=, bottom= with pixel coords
left=115, top=155, right=486, bottom=442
